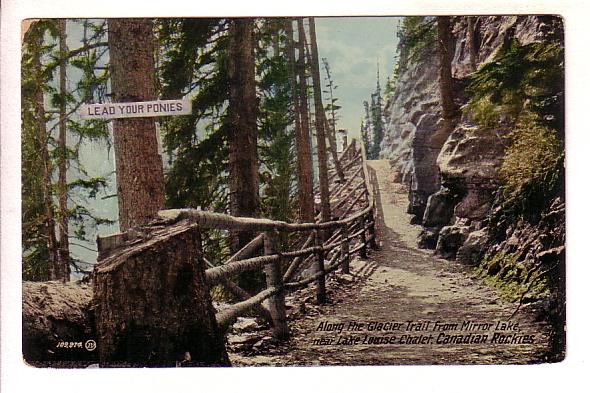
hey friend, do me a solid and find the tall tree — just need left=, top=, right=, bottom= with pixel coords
left=22, top=19, right=112, bottom=280
left=22, top=21, right=61, bottom=280
left=361, top=100, right=373, bottom=157
left=307, top=17, right=331, bottom=224
left=317, top=58, right=344, bottom=181
left=436, top=16, right=458, bottom=139
left=321, top=58, right=341, bottom=140
left=108, top=18, right=166, bottom=231
left=56, top=19, right=70, bottom=280
left=295, top=18, right=315, bottom=223
left=301, top=37, right=344, bottom=183
left=227, top=18, right=259, bottom=253
left=256, top=19, right=296, bottom=224
left=285, top=19, right=314, bottom=223
left=369, top=65, right=385, bottom=159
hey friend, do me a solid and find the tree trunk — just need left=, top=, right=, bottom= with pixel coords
left=308, top=17, right=331, bottom=224
left=437, top=16, right=458, bottom=139
left=93, top=220, right=230, bottom=367
left=22, top=280, right=95, bottom=365
left=362, top=101, right=372, bottom=160
left=57, top=19, right=70, bottom=281
left=322, top=109, right=345, bottom=182
left=108, top=18, right=165, bottom=231
left=228, top=18, right=259, bottom=252
left=301, top=31, right=344, bottom=183
left=287, top=19, right=314, bottom=223
left=31, top=26, right=60, bottom=280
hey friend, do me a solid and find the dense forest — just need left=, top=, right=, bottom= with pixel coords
left=21, top=18, right=347, bottom=284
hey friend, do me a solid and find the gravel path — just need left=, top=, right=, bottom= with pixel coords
left=229, top=160, right=553, bottom=366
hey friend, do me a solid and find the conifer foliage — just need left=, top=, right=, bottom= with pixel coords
left=360, top=66, right=385, bottom=160
left=21, top=17, right=341, bottom=290
left=22, top=19, right=112, bottom=280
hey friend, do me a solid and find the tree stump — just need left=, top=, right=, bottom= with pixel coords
left=93, top=220, right=229, bottom=367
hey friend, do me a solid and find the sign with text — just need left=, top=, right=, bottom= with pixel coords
left=79, top=99, right=191, bottom=120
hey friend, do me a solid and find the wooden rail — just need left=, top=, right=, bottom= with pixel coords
left=157, top=138, right=376, bottom=338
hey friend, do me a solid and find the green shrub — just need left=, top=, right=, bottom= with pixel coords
left=499, top=111, right=564, bottom=217
left=398, top=17, right=436, bottom=60
left=465, top=38, right=564, bottom=224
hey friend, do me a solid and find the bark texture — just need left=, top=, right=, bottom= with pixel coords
left=57, top=19, right=70, bottom=280
left=228, top=18, right=260, bottom=253
left=23, top=281, right=95, bottom=363
left=93, top=220, right=229, bottom=367
left=308, top=17, right=331, bottom=224
left=287, top=19, right=315, bottom=223
left=263, top=231, right=289, bottom=339
left=108, top=18, right=165, bottom=231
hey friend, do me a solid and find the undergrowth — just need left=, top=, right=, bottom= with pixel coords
left=465, top=38, right=564, bottom=228
left=473, top=252, right=550, bottom=302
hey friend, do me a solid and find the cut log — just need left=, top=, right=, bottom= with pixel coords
left=93, top=220, right=229, bottom=367
left=22, top=280, right=96, bottom=365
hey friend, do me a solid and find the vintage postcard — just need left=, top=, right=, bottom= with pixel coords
left=17, top=14, right=567, bottom=370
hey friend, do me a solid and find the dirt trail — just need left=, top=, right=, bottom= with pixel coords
left=230, top=160, right=552, bottom=366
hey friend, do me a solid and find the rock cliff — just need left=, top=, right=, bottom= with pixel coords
left=381, top=16, right=564, bottom=341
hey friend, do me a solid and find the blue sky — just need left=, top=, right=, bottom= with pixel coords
left=315, top=16, right=401, bottom=137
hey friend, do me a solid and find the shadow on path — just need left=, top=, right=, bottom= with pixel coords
left=230, top=160, right=553, bottom=366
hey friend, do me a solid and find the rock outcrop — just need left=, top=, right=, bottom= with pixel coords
left=382, top=15, right=563, bottom=259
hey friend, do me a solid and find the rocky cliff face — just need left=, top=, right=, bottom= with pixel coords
left=383, top=16, right=558, bottom=223
left=381, top=16, right=565, bottom=324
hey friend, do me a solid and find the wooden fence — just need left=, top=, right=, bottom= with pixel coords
left=156, top=138, right=377, bottom=339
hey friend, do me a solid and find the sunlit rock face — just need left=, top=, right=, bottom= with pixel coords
left=381, top=47, right=440, bottom=199
left=381, top=15, right=560, bottom=256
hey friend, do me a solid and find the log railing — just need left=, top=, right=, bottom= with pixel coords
left=156, top=138, right=376, bottom=339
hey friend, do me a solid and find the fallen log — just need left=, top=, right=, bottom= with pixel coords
left=22, top=280, right=96, bottom=365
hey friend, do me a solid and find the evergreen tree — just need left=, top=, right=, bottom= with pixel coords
left=157, top=18, right=229, bottom=213
left=284, top=18, right=308, bottom=224
left=321, top=58, right=341, bottom=142
left=294, top=18, right=315, bottom=223
left=369, top=65, right=385, bottom=159
left=157, top=18, right=299, bottom=287
left=308, top=17, right=331, bottom=225
left=22, top=21, right=60, bottom=280
left=157, top=18, right=232, bottom=263
left=256, top=19, right=296, bottom=224
left=22, top=19, right=112, bottom=280
left=108, top=18, right=166, bottom=231
left=361, top=100, right=373, bottom=155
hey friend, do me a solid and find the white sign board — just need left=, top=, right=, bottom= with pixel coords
left=79, top=99, right=191, bottom=120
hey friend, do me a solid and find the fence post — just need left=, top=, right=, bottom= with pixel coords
left=340, top=223, right=350, bottom=274
left=314, top=229, right=327, bottom=304
left=263, top=230, right=289, bottom=340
